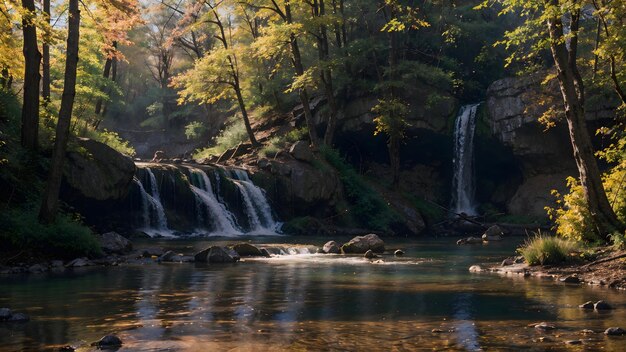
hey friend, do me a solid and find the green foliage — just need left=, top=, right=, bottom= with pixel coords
left=517, top=234, right=579, bottom=266
left=320, top=147, right=398, bottom=231
left=194, top=119, right=249, bottom=159
left=372, top=98, right=409, bottom=141
left=84, top=129, right=136, bottom=156
left=259, top=127, right=308, bottom=158
left=0, top=206, right=101, bottom=259
left=410, top=196, right=445, bottom=225
left=185, top=121, right=208, bottom=140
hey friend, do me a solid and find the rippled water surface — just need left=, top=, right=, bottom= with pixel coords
left=1, top=237, right=625, bottom=351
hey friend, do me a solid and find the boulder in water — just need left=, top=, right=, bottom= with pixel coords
left=158, top=251, right=177, bottom=262
left=341, top=234, right=385, bottom=254
left=208, top=246, right=239, bottom=263
left=8, top=313, right=29, bottom=322
left=578, top=301, right=594, bottom=309
left=604, top=327, right=626, bottom=336
left=364, top=250, right=377, bottom=259
left=92, top=335, right=123, bottom=348
left=0, top=308, right=11, bottom=321
left=482, top=234, right=502, bottom=241
left=394, top=249, right=405, bottom=257
left=289, top=141, right=314, bottom=163
left=594, top=300, right=613, bottom=310
left=99, top=232, right=132, bottom=254
left=457, top=237, right=483, bottom=245
left=484, top=225, right=505, bottom=237
left=322, top=241, right=340, bottom=254
left=232, top=243, right=264, bottom=257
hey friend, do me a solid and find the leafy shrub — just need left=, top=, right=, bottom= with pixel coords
left=546, top=177, right=599, bottom=243
left=185, top=121, right=208, bottom=140
left=320, top=147, right=398, bottom=231
left=84, top=129, right=136, bottom=156
left=410, top=196, right=445, bottom=225
left=0, top=207, right=102, bottom=259
left=517, top=234, right=579, bottom=266
left=259, top=127, right=308, bottom=158
left=194, top=118, right=248, bottom=159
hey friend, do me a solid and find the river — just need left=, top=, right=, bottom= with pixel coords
left=1, top=237, right=625, bottom=351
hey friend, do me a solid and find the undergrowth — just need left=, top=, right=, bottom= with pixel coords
left=517, top=234, right=579, bottom=266
left=320, top=147, right=398, bottom=231
left=194, top=118, right=248, bottom=159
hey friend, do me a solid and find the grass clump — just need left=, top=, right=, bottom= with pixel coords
left=517, top=234, right=579, bottom=266
left=194, top=118, right=248, bottom=159
left=320, top=147, right=398, bottom=231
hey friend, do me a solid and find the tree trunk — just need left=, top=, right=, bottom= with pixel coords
left=101, top=54, right=117, bottom=118
left=315, top=0, right=339, bottom=147
left=39, top=0, right=81, bottom=224
left=234, top=81, right=258, bottom=146
left=546, top=4, right=624, bottom=236
left=389, top=135, right=400, bottom=186
left=285, top=3, right=320, bottom=148
left=20, top=0, right=42, bottom=151
left=42, top=0, right=51, bottom=104
left=94, top=57, right=112, bottom=115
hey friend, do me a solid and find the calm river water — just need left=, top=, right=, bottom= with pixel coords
left=1, top=237, right=625, bottom=351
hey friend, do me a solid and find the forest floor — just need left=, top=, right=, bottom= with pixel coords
left=487, top=248, right=626, bottom=291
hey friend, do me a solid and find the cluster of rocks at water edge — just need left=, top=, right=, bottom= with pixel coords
left=0, top=308, right=29, bottom=323
left=456, top=225, right=506, bottom=245
left=318, top=234, right=405, bottom=260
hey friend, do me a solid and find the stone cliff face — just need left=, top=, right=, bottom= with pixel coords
left=486, top=73, right=617, bottom=219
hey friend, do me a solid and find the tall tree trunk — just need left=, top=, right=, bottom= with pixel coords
left=20, top=0, right=42, bottom=151
left=315, top=0, right=339, bottom=147
left=285, top=3, right=320, bottom=148
left=101, top=54, right=117, bottom=118
left=234, top=81, right=258, bottom=146
left=388, top=135, right=400, bottom=186
left=39, top=0, right=81, bottom=224
left=42, top=0, right=51, bottom=104
left=94, top=57, right=112, bottom=115
left=546, top=4, right=624, bottom=236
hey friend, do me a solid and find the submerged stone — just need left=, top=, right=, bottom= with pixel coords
left=594, top=300, right=613, bottom=310
left=559, top=275, right=580, bottom=284
left=604, top=327, right=626, bottom=336
left=394, top=249, right=405, bottom=257
left=534, top=322, right=556, bottom=331
left=93, top=334, right=123, bottom=348
left=364, top=250, right=376, bottom=259
left=0, top=308, right=12, bottom=321
left=578, top=301, right=594, bottom=309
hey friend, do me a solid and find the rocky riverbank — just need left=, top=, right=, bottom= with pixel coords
left=471, top=248, right=626, bottom=291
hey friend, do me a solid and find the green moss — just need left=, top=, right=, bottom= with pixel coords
left=409, top=196, right=445, bottom=225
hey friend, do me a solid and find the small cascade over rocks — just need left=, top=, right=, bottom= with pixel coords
left=189, top=168, right=242, bottom=235
left=135, top=168, right=172, bottom=237
left=132, top=163, right=281, bottom=237
left=451, top=103, right=481, bottom=216
left=230, top=169, right=280, bottom=234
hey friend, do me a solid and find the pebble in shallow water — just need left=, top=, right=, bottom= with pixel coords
left=604, top=327, right=626, bottom=336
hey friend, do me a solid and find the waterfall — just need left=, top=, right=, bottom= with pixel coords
left=230, top=169, right=280, bottom=233
left=451, top=103, right=480, bottom=216
left=189, top=168, right=242, bottom=236
left=135, top=168, right=171, bottom=237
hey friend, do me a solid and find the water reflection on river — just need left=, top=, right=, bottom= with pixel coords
left=1, top=238, right=625, bottom=351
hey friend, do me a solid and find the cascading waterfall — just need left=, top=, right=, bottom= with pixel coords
left=134, top=168, right=171, bottom=237
left=451, top=103, right=480, bottom=216
left=230, top=169, right=280, bottom=233
left=189, top=168, right=242, bottom=235
left=133, top=164, right=280, bottom=237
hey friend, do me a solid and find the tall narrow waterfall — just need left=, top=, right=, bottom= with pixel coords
left=189, top=169, right=242, bottom=235
left=451, top=104, right=480, bottom=216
